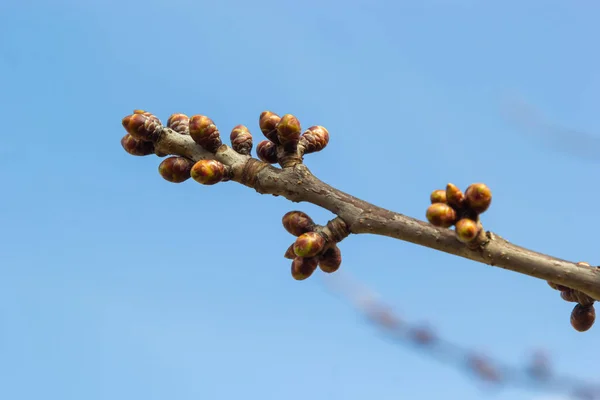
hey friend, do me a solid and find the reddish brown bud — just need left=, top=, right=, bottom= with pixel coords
left=465, top=183, right=492, bottom=214
left=259, top=111, right=281, bottom=143
left=291, top=257, right=319, bottom=280
left=133, top=109, right=162, bottom=124
left=230, top=125, right=253, bottom=155
left=276, top=114, right=301, bottom=151
left=191, top=159, right=227, bottom=185
left=122, top=112, right=163, bottom=141
left=294, top=232, right=326, bottom=258
left=560, top=289, right=577, bottom=302
left=446, top=183, right=466, bottom=209
left=257, top=140, right=278, bottom=164
left=571, top=304, right=596, bottom=332
left=300, top=126, right=329, bottom=154
left=282, top=211, right=315, bottom=236
left=158, top=157, right=194, bottom=183
left=189, top=115, right=222, bottom=152
left=430, top=189, right=447, bottom=204
left=319, top=246, right=342, bottom=273
left=121, top=133, right=155, bottom=156
left=167, top=113, right=190, bottom=135
left=284, top=244, right=296, bottom=259
left=426, top=203, right=457, bottom=228
left=455, top=218, right=480, bottom=243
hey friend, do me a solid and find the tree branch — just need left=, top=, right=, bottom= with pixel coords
left=147, top=124, right=600, bottom=300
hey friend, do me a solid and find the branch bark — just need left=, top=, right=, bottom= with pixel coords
left=151, top=126, right=600, bottom=300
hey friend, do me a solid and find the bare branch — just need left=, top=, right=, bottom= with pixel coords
left=144, top=123, right=600, bottom=301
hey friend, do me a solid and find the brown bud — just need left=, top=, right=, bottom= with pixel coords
left=167, top=113, right=190, bottom=135
left=571, top=304, right=596, bottom=332
left=230, top=125, right=253, bottom=155
left=294, top=231, right=326, bottom=258
left=319, top=246, right=342, bottom=273
left=446, top=183, right=466, bottom=209
left=189, top=115, right=222, bottom=152
left=300, top=126, right=329, bottom=154
left=284, top=244, right=296, bottom=259
left=426, top=203, right=457, bottom=228
left=122, top=112, right=163, bottom=141
left=465, top=183, right=492, bottom=214
left=158, top=157, right=194, bottom=183
left=121, top=133, right=155, bottom=156
left=257, top=140, right=278, bottom=164
left=276, top=114, right=301, bottom=151
left=133, top=109, right=162, bottom=125
left=430, top=189, right=447, bottom=204
left=455, top=218, right=480, bottom=243
left=291, top=257, right=319, bottom=280
left=259, top=111, right=281, bottom=143
left=282, top=211, right=315, bottom=236
left=560, top=289, right=577, bottom=303
left=191, top=159, right=227, bottom=185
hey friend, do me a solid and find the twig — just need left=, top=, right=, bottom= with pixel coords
left=124, top=117, right=600, bottom=300
left=322, top=271, right=600, bottom=400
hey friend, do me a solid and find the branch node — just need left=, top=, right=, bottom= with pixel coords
left=240, top=158, right=269, bottom=188
left=323, top=217, right=351, bottom=243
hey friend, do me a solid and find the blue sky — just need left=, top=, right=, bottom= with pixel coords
left=1, top=1, right=599, bottom=399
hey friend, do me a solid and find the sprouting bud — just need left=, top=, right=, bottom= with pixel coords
left=158, top=157, right=195, bottom=183
left=230, top=125, right=253, bottom=155
left=121, top=133, right=155, bottom=156
left=300, top=126, right=329, bottom=154
left=284, top=244, right=296, bottom=259
left=257, top=140, right=278, bottom=164
left=319, top=246, right=342, bottom=273
left=167, top=113, right=190, bottom=135
left=465, top=183, right=492, bottom=214
left=570, top=304, right=596, bottom=332
left=446, top=183, right=466, bottom=209
left=282, top=211, right=315, bottom=236
left=276, top=114, right=302, bottom=151
left=291, top=257, right=319, bottom=280
left=122, top=111, right=163, bottom=141
left=294, top=231, right=326, bottom=258
left=430, top=189, right=447, bottom=204
left=191, top=159, right=227, bottom=185
left=189, top=115, right=222, bottom=152
left=133, top=109, right=162, bottom=124
left=259, top=111, right=281, bottom=143
left=426, top=203, right=457, bottom=228
left=455, top=218, right=480, bottom=243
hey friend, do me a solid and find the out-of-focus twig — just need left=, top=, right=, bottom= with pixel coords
left=500, top=95, right=600, bottom=163
left=322, top=271, right=600, bottom=400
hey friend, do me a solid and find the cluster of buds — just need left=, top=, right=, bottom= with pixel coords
left=256, top=111, right=330, bottom=167
left=121, top=110, right=236, bottom=186
left=157, top=156, right=232, bottom=186
left=121, top=110, right=164, bottom=156
left=547, top=262, right=597, bottom=332
left=281, top=211, right=343, bottom=280
left=425, top=183, right=492, bottom=244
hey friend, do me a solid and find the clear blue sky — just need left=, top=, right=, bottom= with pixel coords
left=1, top=1, right=599, bottom=399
